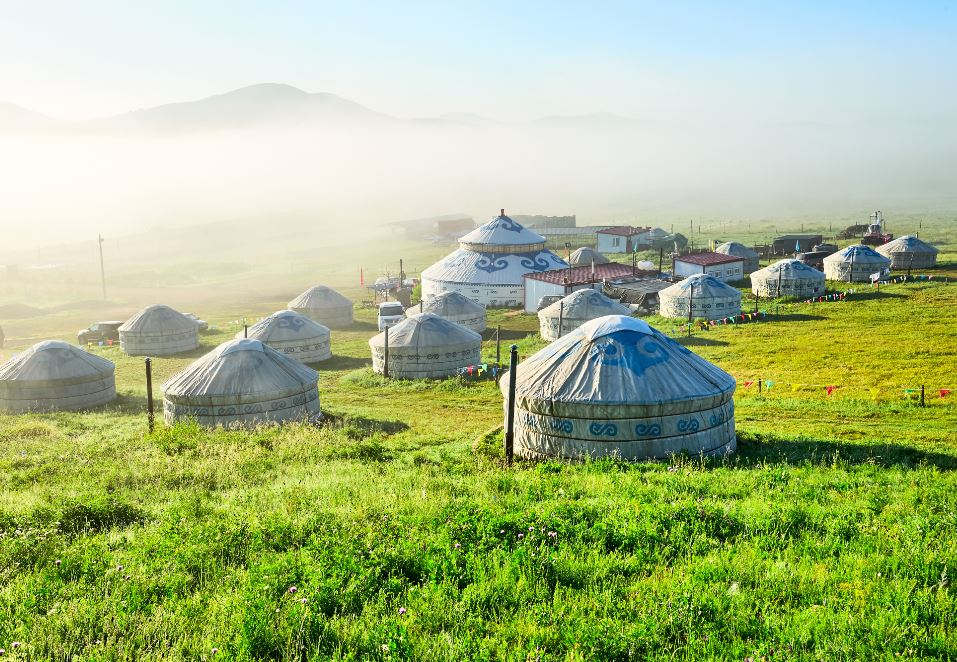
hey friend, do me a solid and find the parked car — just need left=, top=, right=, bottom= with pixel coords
left=377, top=301, right=406, bottom=331
left=183, top=313, right=209, bottom=332
left=77, top=321, right=125, bottom=345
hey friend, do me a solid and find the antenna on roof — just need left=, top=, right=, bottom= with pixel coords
left=500, top=208, right=505, bottom=217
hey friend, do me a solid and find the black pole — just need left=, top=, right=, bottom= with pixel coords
left=145, top=358, right=154, bottom=433
left=558, top=301, right=564, bottom=338
left=243, top=324, right=248, bottom=338
left=98, top=234, right=107, bottom=300
left=658, top=247, right=663, bottom=275
left=920, top=385, right=925, bottom=407
left=758, top=378, right=762, bottom=395
left=504, top=344, right=519, bottom=466
left=399, top=258, right=405, bottom=284
left=383, top=326, right=390, bottom=378
left=496, top=325, right=501, bottom=365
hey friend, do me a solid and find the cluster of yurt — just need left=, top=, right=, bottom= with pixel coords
left=658, top=274, right=743, bottom=320
left=119, top=305, right=199, bottom=356
left=876, top=235, right=939, bottom=269
left=162, top=339, right=321, bottom=427
left=822, top=245, right=891, bottom=282
left=410, top=291, right=487, bottom=333
left=288, top=286, right=354, bottom=328
left=0, top=341, right=116, bottom=413
left=420, top=210, right=567, bottom=307
left=239, top=310, right=331, bottom=363
left=501, top=316, right=736, bottom=461
left=715, top=242, right=760, bottom=274
left=538, top=289, right=631, bottom=340
left=369, top=313, right=482, bottom=379
left=751, top=259, right=825, bottom=298
left=568, top=247, right=609, bottom=267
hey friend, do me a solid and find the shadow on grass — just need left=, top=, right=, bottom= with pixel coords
left=320, top=411, right=409, bottom=436
left=316, top=355, right=372, bottom=370
left=483, top=328, right=535, bottom=341
left=769, top=313, right=826, bottom=322
left=675, top=336, right=730, bottom=347
left=346, top=321, right=379, bottom=332
left=848, top=291, right=907, bottom=301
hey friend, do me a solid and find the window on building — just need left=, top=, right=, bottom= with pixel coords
left=613, top=237, right=620, bottom=247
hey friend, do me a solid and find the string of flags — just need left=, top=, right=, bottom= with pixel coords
left=739, top=379, right=955, bottom=401
left=803, top=290, right=852, bottom=304
left=875, top=274, right=951, bottom=285
left=457, top=363, right=499, bottom=379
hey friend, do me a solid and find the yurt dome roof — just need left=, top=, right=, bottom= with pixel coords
left=243, top=310, right=330, bottom=343
left=715, top=241, right=759, bottom=258
left=753, top=259, right=824, bottom=278
left=119, top=305, right=196, bottom=333
left=876, top=235, right=939, bottom=255
left=660, top=274, right=742, bottom=299
left=539, top=289, right=631, bottom=320
left=457, top=210, right=546, bottom=247
left=369, top=313, right=481, bottom=349
left=417, top=291, right=486, bottom=317
left=162, top=338, right=318, bottom=398
left=0, top=340, right=114, bottom=382
left=420, top=248, right=567, bottom=285
left=823, top=244, right=892, bottom=265
left=288, top=285, right=353, bottom=309
left=503, top=315, right=734, bottom=416
left=568, top=247, right=610, bottom=266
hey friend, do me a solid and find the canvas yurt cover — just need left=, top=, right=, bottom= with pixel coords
left=501, top=316, right=736, bottom=461
left=119, top=305, right=200, bottom=356
left=369, top=313, right=482, bottom=379
left=658, top=274, right=743, bottom=320
left=538, top=289, right=631, bottom=340
left=568, top=247, right=610, bottom=267
left=876, top=235, right=939, bottom=269
left=162, top=338, right=321, bottom=428
left=288, top=286, right=354, bottom=328
left=715, top=241, right=760, bottom=273
left=420, top=210, right=567, bottom=307
left=823, top=244, right=892, bottom=282
left=409, top=291, right=487, bottom=333
left=0, top=341, right=116, bottom=413
left=750, top=259, right=825, bottom=298
left=238, top=310, right=331, bottom=364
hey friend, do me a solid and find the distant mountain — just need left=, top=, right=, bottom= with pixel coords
left=0, top=102, right=60, bottom=132
left=532, top=112, right=645, bottom=128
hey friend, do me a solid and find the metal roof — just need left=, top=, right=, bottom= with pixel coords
left=595, top=225, right=651, bottom=237
left=523, top=262, right=651, bottom=286
left=675, top=252, right=743, bottom=267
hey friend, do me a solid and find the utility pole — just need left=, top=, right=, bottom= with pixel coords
left=98, top=234, right=107, bottom=300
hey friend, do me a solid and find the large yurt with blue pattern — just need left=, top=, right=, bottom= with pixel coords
left=501, top=316, right=736, bottom=461
left=420, top=210, right=568, bottom=307
left=238, top=310, right=331, bottom=364
left=162, top=339, right=321, bottom=428
left=537, top=289, right=631, bottom=340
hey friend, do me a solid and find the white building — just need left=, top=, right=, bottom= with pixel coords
left=595, top=226, right=652, bottom=253
left=521, top=263, right=639, bottom=313
left=672, top=253, right=744, bottom=282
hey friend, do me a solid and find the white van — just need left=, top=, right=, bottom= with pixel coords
left=377, top=302, right=406, bottom=331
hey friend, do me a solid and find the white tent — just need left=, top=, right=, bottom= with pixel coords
left=538, top=289, right=631, bottom=340
left=162, top=338, right=321, bottom=428
left=568, top=247, right=610, bottom=267
left=658, top=274, right=743, bottom=320
left=119, top=305, right=200, bottom=356
left=369, top=313, right=482, bottom=379
left=823, top=244, right=892, bottom=282
left=237, top=310, right=331, bottom=364
left=288, top=286, right=354, bottom=328
left=0, top=341, right=116, bottom=413
left=750, top=259, right=825, bottom=298
left=876, top=235, right=939, bottom=269
left=501, top=316, right=736, bottom=461
left=715, top=242, right=760, bottom=273
left=420, top=210, right=567, bottom=307
left=408, top=291, right=487, bottom=333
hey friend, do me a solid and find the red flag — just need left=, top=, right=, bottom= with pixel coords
left=743, top=380, right=755, bottom=388
left=360, top=267, right=364, bottom=286
left=825, top=385, right=837, bottom=396
left=941, top=389, right=952, bottom=398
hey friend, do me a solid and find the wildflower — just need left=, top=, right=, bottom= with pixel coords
left=117, top=564, right=124, bottom=571
left=55, top=559, right=62, bottom=566
left=668, top=466, right=678, bottom=473
left=547, top=531, right=557, bottom=539
left=300, top=598, right=308, bottom=604
left=500, top=529, right=505, bottom=534
left=518, top=533, right=524, bottom=539
left=528, top=526, right=534, bottom=532
left=95, top=640, right=102, bottom=645
left=453, top=543, right=461, bottom=549
left=398, top=607, right=407, bottom=615
left=212, top=648, right=219, bottom=655
left=10, top=643, right=19, bottom=650
left=0, top=649, right=5, bottom=655
left=288, top=586, right=297, bottom=594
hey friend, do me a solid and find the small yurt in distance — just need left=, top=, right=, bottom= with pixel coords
left=568, top=247, right=610, bottom=267
left=876, top=235, right=939, bottom=269
left=715, top=242, right=760, bottom=274
left=501, top=316, right=736, bottom=461
left=538, top=289, right=631, bottom=341
left=288, top=286, right=354, bottom=328
left=0, top=341, right=115, bottom=413
left=409, top=291, right=487, bottom=333
left=822, top=244, right=892, bottom=282
left=162, top=339, right=321, bottom=428
left=658, top=274, right=743, bottom=320
left=750, top=259, right=825, bottom=298
left=119, top=305, right=200, bottom=356
left=369, top=313, right=482, bottom=379
left=238, top=310, right=331, bottom=364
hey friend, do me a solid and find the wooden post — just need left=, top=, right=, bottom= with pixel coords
left=145, top=358, right=154, bottom=433
left=496, top=325, right=501, bottom=365
left=504, top=345, right=519, bottom=466
left=658, top=247, right=663, bottom=275
left=558, top=301, right=565, bottom=338
left=98, top=234, right=107, bottom=301
left=243, top=324, right=248, bottom=338
left=383, top=326, right=390, bottom=378
left=758, top=378, right=762, bottom=395
left=920, top=385, right=925, bottom=407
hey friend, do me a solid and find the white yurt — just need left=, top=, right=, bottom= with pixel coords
left=876, top=235, right=939, bottom=269
left=822, top=244, right=892, bottom=282
left=568, top=247, right=610, bottom=267
left=538, top=289, right=631, bottom=340
left=715, top=241, right=760, bottom=273
left=409, top=291, right=487, bottom=333
left=658, top=274, right=743, bottom=320
left=0, top=341, right=116, bottom=413
left=501, top=316, right=736, bottom=461
left=162, top=339, right=321, bottom=428
left=237, top=310, right=331, bottom=364
left=420, top=210, right=567, bottom=307
left=119, top=305, right=200, bottom=356
left=288, top=286, right=354, bottom=328
left=369, top=313, right=482, bottom=379
left=750, top=259, right=825, bottom=298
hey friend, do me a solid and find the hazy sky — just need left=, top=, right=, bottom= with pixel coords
left=1, top=1, right=955, bottom=122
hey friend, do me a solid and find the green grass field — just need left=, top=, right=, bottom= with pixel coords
left=1, top=215, right=956, bottom=660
